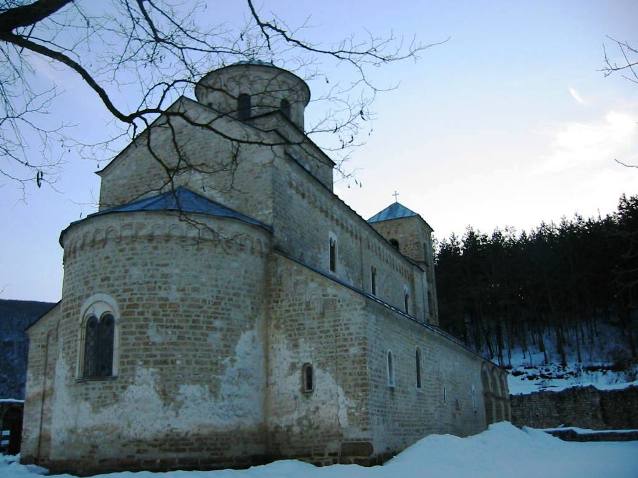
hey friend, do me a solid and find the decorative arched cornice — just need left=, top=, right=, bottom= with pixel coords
left=62, top=213, right=271, bottom=260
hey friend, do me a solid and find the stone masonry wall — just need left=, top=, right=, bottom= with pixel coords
left=370, top=215, right=438, bottom=324
left=511, top=385, right=638, bottom=430
left=365, top=301, right=492, bottom=456
left=272, top=152, right=429, bottom=322
left=266, top=254, right=371, bottom=464
left=266, top=253, right=502, bottom=464
left=20, top=304, right=61, bottom=464
left=22, top=212, right=272, bottom=474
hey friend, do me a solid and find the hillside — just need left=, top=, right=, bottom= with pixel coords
left=0, top=299, right=57, bottom=399
left=435, top=195, right=638, bottom=395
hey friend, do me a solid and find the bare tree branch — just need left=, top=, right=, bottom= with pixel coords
left=602, top=36, right=638, bottom=84
left=615, top=158, right=638, bottom=169
left=0, top=0, right=438, bottom=196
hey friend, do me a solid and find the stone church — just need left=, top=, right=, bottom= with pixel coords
left=21, top=61, right=509, bottom=474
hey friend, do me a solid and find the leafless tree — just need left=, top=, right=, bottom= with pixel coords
left=0, top=0, right=443, bottom=195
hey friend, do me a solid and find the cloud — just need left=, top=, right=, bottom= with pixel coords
left=535, top=110, right=638, bottom=174
left=568, top=87, right=586, bottom=105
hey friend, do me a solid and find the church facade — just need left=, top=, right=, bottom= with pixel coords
left=21, top=62, right=509, bottom=474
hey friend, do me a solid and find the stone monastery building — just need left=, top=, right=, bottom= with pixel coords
left=22, top=61, right=509, bottom=474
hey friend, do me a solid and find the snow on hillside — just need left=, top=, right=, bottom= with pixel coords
left=508, top=361, right=638, bottom=395
left=501, top=323, right=638, bottom=395
left=2, top=423, right=638, bottom=478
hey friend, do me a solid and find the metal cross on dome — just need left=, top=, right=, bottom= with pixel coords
left=393, top=191, right=399, bottom=203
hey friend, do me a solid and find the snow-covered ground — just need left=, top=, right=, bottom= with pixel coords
left=2, top=423, right=637, bottom=478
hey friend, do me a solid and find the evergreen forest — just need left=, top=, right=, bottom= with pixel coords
left=435, top=195, right=638, bottom=368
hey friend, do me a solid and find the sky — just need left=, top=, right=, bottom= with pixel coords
left=1, top=0, right=637, bottom=302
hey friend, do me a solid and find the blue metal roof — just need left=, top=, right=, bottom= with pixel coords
left=88, top=187, right=268, bottom=229
left=368, top=202, right=418, bottom=223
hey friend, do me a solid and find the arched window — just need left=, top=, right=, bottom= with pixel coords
left=443, top=385, right=447, bottom=403
left=280, top=98, right=291, bottom=119
left=79, top=294, right=118, bottom=379
left=302, top=363, right=314, bottom=393
left=404, top=291, right=410, bottom=314
left=387, top=350, right=395, bottom=388
left=329, top=236, right=337, bottom=273
left=83, top=312, right=115, bottom=378
left=389, top=238, right=399, bottom=250
left=415, top=348, right=422, bottom=389
left=237, top=93, right=251, bottom=120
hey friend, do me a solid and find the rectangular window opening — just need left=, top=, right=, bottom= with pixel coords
left=371, top=266, right=377, bottom=295
left=329, top=237, right=337, bottom=273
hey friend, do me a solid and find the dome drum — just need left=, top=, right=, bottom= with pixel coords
left=195, top=62, right=310, bottom=130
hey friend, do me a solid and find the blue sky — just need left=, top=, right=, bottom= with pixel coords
left=1, top=1, right=637, bottom=301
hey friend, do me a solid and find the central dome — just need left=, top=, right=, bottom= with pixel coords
left=194, top=62, right=310, bottom=130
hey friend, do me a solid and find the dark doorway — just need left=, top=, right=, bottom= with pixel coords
left=1, top=405, right=23, bottom=455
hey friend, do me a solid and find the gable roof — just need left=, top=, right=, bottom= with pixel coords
left=368, top=202, right=419, bottom=223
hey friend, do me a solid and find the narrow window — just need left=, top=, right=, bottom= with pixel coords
left=98, top=313, right=115, bottom=377
left=427, top=291, right=434, bottom=318
left=280, top=98, right=291, bottom=119
left=302, top=363, right=314, bottom=393
left=415, top=348, right=422, bottom=389
left=238, top=93, right=251, bottom=120
left=404, top=292, right=410, bottom=314
left=492, top=371, right=501, bottom=397
left=389, top=238, right=399, bottom=250
left=83, top=312, right=115, bottom=379
left=329, top=237, right=337, bottom=273
left=443, top=386, right=447, bottom=403
left=387, top=350, right=395, bottom=388
left=471, top=385, right=477, bottom=412
left=83, top=315, right=99, bottom=377
left=371, top=266, right=377, bottom=295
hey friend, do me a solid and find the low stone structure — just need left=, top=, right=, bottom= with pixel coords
left=510, top=385, right=638, bottom=430
left=21, top=61, right=508, bottom=474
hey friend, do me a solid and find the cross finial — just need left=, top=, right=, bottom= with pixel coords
left=392, top=191, right=399, bottom=203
